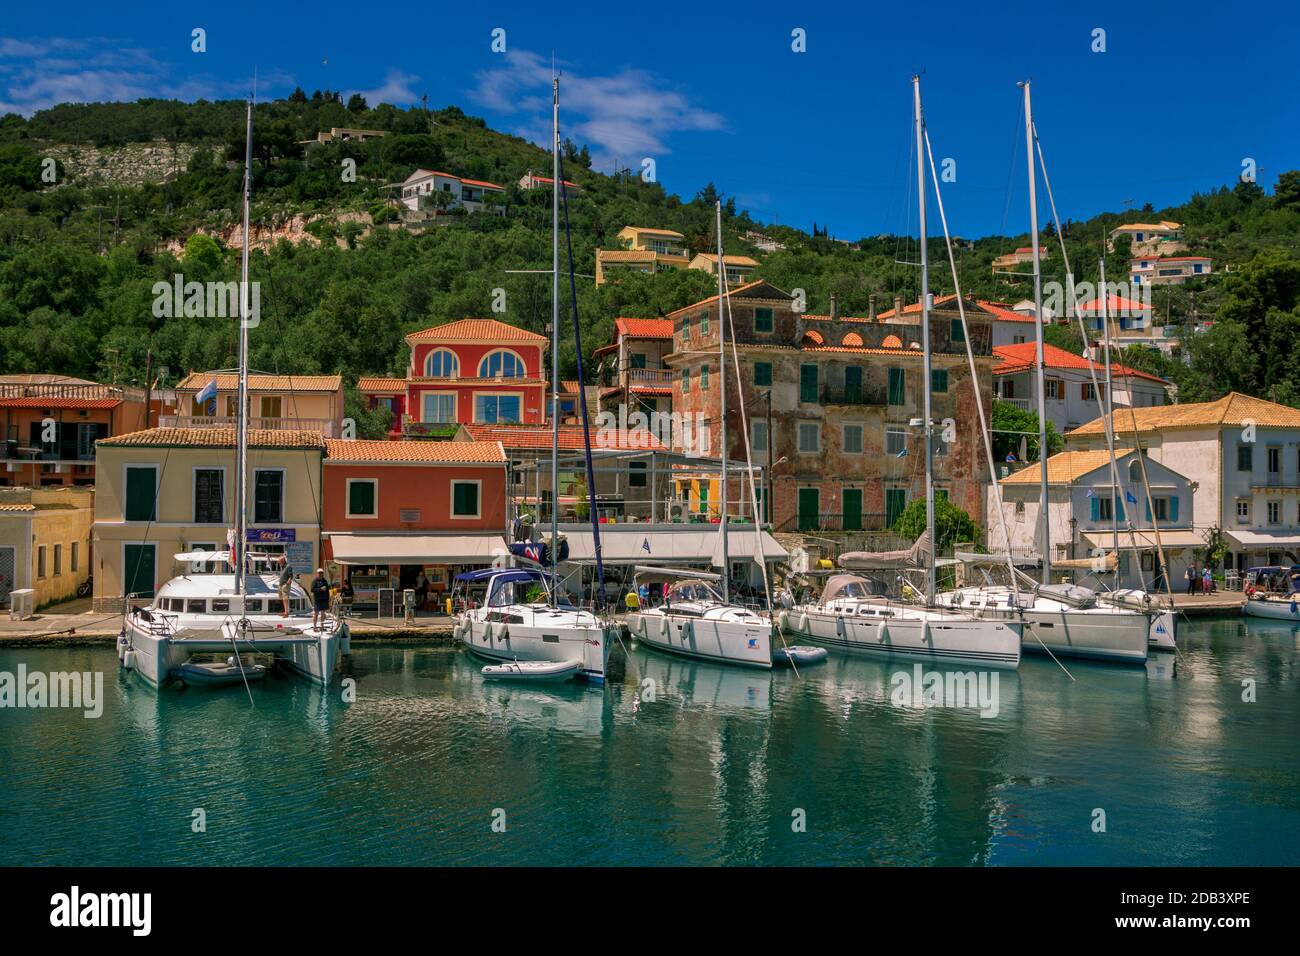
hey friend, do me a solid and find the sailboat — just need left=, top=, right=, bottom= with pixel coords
left=625, top=201, right=776, bottom=669
left=117, top=95, right=347, bottom=690
left=779, top=76, right=1023, bottom=670
left=453, top=74, right=614, bottom=684
left=931, top=79, right=1157, bottom=664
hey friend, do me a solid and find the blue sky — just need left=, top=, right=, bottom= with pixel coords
left=2, top=0, right=1296, bottom=238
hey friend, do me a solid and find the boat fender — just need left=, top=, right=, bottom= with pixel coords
left=659, top=615, right=670, bottom=640
left=797, top=613, right=809, bottom=635
left=680, top=620, right=694, bottom=643
left=123, top=649, right=136, bottom=670
left=499, top=624, right=509, bottom=642
left=483, top=621, right=493, bottom=643
left=836, top=614, right=846, bottom=637
left=777, top=610, right=788, bottom=631
left=638, top=616, right=649, bottom=640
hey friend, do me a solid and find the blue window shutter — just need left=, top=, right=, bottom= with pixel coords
left=1145, top=498, right=1151, bottom=522
left=1090, top=496, right=1099, bottom=521
left=1116, top=495, right=1125, bottom=522
left=1171, top=497, right=1179, bottom=522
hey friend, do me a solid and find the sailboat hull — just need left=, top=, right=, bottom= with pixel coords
left=459, top=616, right=611, bottom=684
left=627, top=612, right=773, bottom=669
left=782, top=606, right=1022, bottom=669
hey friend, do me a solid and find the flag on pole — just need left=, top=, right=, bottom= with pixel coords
left=1125, top=490, right=1138, bottom=504
left=641, top=537, right=651, bottom=554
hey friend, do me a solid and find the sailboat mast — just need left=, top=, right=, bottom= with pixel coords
left=549, top=75, right=560, bottom=606
left=913, top=76, right=936, bottom=605
left=235, top=94, right=253, bottom=597
left=715, top=200, right=730, bottom=603
left=1022, top=79, right=1051, bottom=585
left=1100, top=257, right=1119, bottom=576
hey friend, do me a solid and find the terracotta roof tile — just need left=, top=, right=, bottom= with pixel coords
left=175, top=373, right=342, bottom=392
left=614, top=317, right=674, bottom=339
left=356, top=377, right=407, bottom=393
left=1069, top=393, right=1300, bottom=436
left=99, top=427, right=325, bottom=449
left=405, top=318, right=546, bottom=344
left=325, top=439, right=504, bottom=463
left=993, top=342, right=1169, bottom=384
left=0, top=397, right=122, bottom=409
left=462, top=423, right=665, bottom=451
left=1001, top=448, right=1136, bottom=485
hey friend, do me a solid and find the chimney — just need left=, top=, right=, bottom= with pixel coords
left=868, top=293, right=877, bottom=321
left=893, top=295, right=903, bottom=318
left=829, top=293, right=840, bottom=322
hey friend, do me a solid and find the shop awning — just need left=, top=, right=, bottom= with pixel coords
left=328, top=534, right=506, bottom=565
left=561, top=527, right=787, bottom=565
left=1224, top=529, right=1300, bottom=550
left=1080, top=530, right=1205, bottom=550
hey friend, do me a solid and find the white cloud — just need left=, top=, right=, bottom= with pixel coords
left=468, top=49, right=725, bottom=167
left=0, top=36, right=290, bottom=115
left=348, top=69, right=421, bottom=109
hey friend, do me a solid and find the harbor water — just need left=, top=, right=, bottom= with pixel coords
left=1, top=615, right=1297, bottom=866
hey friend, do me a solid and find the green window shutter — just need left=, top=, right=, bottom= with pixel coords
left=1145, top=497, right=1152, bottom=522
left=1170, top=496, right=1179, bottom=522
left=349, top=481, right=374, bottom=515
left=1090, top=495, right=1099, bottom=521
left=845, top=366, right=862, bottom=401
left=453, top=482, right=479, bottom=515
left=931, top=369, right=948, bottom=393
left=798, top=488, right=820, bottom=531
left=754, top=307, right=773, bottom=332
left=701, top=365, right=710, bottom=390
left=123, top=545, right=156, bottom=599
left=754, top=362, right=772, bottom=387
left=1115, top=494, right=1125, bottom=522
left=842, top=489, right=862, bottom=531
left=125, top=467, right=156, bottom=521
left=800, top=364, right=818, bottom=403
left=888, top=367, right=905, bottom=405
left=885, top=488, right=906, bottom=527
left=950, top=318, right=965, bottom=342
left=681, top=367, right=690, bottom=392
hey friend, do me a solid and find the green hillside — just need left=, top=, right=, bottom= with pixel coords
left=1, top=93, right=1298, bottom=417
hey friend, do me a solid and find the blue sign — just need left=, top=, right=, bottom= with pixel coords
left=247, top=528, right=296, bottom=543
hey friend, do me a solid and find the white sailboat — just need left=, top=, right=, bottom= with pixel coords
left=118, top=96, right=347, bottom=690
left=933, top=79, right=1155, bottom=664
left=780, top=76, right=1022, bottom=670
left=453, top=74, right=614, bottom=684
left=626, top=201, right=776, bottom=669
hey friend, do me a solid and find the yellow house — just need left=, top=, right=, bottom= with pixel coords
left=170, top=372, right=344, bottom=437
left=0, top=486, right=94, bottom=610
left=688, top=252, right=758, bottom=285
left=596, top=227, right=691, bottom=285
left=92, top=427, right=325, bottom=608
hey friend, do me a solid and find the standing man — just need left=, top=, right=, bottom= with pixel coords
left=1185, top=563, right=1196, bottom=596
left=276, top=554, right=294, bottom=618
left=311, top=568, right=331, bottom=630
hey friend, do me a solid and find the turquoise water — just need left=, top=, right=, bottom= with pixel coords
left=1, top=616, right=1297, bottom=866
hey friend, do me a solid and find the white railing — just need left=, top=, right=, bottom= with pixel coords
left=999, top=397, right=1032, bottom=411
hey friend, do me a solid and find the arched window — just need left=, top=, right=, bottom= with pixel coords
left=479, top=350, right=525, bottom=378
left=1129, top=457, right=1142, bottom=483
left=424, top=349, right=459, bottom=378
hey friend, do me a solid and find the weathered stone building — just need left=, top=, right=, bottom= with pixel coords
left=662, top=281, right=996, bottom=534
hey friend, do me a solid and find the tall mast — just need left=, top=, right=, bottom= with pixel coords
left=549, top=74, right=560, bottom=606
left=1022, top=79, right=1051, bottom=585
left=235, top=94, right=253, bottom=597
left=913, top=76, right=936, bottom=605
left=1100, top=258, right=1119, bottom=578
left=715, top=200, right=730, bottom=603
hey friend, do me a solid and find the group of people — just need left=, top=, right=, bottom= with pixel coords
left=1184, top=563, right=1217, bottom=595
left=273, top=555, right=340, bottom=629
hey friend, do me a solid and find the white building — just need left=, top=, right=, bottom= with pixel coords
left=994, top=342, right=1171, bottom=433
left=1131, top=255, right=1212, bottom=286
left=400, top=169, right=505, bottom=213
left=1065, top=392, right=1300, bottom=575
left=1108, top=221, right=1184, bottom=257
left=991, top=447, right=1200, bottom=589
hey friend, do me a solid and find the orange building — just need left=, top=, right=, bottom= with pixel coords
left=1, top=375, right=149, bottom=487
left=357, top=318, right=548, bottom=438
left=321, top=438, right=509, bottom=605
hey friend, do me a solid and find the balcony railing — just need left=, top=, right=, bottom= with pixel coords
left=160, top=415, right=339, bottom=437
left=776, top=512, right=890, bottom=534
left=998, top=397, right=1032, bottom=411
left=0, top=382, right=127, bottom=400
left=820, top=384, right=888, bottom=406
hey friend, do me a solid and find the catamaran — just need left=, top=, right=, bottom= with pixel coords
left=117, top=96, right=347, bottom=690
left=453, top=74, right=615, bottom=683
left=780, top=77, right=1022, bottom=670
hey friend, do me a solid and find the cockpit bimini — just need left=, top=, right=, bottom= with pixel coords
left=451, top=568, right=612, bottom=683
left=118, top=549, right=347, bottom=689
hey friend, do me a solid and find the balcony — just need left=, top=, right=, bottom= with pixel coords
left=997, top=397, right=1032, bottom=412
left=820, top=384, right=888, bottom=407
left=160, top=415, right=339, bottom=437
left=400, top=416, right=460, bottom=439
left=776, top=512, right=890, bottom=534
left=1250, top=473, right=1300, bottom=491
left=603, top=366, right=675, bottom=392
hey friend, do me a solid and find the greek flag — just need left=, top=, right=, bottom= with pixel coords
left=1086, top=488, right=1095, bottom=498
left=196, top=378, right=218, bottom=405
left=1125, top=490, right=1138, bottom=504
